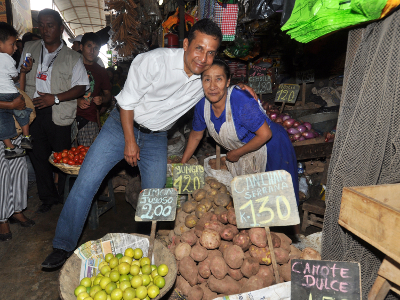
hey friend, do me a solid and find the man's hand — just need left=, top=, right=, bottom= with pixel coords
left=93, top=96, right=103, bottom=106
left=236, top=83, right=259, bottom=100
left=11, top=94, right=26, bottom=110
left=124, top=140, right=140, bottom=167
left=77, top=98, right=90, bottom=109
left=20, top=57, right=33, bottom=74
left=33, top=92, right=56, bottom=109
left=226, top=149, right=241, bottom=163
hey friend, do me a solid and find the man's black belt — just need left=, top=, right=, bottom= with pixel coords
left=134, top=121, right=161, bottom=134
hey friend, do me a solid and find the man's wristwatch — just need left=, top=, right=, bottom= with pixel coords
left=54, top=95, right=60, bottom=105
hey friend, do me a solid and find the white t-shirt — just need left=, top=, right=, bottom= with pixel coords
left=0, top=53, right=18, bottom=93
left=116, top=48, right=204, bottom=131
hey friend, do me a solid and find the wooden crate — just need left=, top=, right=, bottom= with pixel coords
left=339, top=184, right=400, bottom=263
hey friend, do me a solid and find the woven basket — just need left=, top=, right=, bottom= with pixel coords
left=49, top=153, right=80, bottom=175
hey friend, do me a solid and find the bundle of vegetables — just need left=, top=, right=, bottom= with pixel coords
left=166, top=177, right=320, bottom=299
left=262, top=104, right=319, bottom=142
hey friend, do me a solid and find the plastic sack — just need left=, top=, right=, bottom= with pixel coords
left=167, top=131, right=185, bottom=157
left=204, top=155, right=234, bottom=188
left=280, top=0, right=296, bottom=25
left=249, top=0, right=276, bottom=19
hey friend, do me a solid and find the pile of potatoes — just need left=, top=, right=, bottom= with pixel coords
left=166, top=177, right=320, bottom=300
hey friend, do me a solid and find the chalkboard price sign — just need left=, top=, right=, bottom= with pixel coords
left=275, top=84, right=300, bottom=104
left=173, top=165, right=205, bottom=194
left=135, top=188, right=178, bottom=222
left=248, top=75, right=272, bottom=94
left=249, top=64, right=268, bottom=77
left=296, top=69, right=315, bottom=84
left=291, top=259, right=361, bottom=300
left=231, top=170, right=300, bottom=229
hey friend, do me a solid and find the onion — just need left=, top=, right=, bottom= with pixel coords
left=293, top=121, right=301, bottom=128
left=283, top=118, right=295, bottom=128
left=270, top=109, right=279, bottom=114
left=275, top=117, right=283, bottom=123
left=287, top=127, right=300, bottom=135
left=298, top=136, right=305, bottom=141
left=293, top=132, right=302, bottom=141
left=282, top=115, right=290, bottom=121
left=302, top=131, right=315, bottom=139
left=303, top=122, right=312, bottom=131
left=270, top=112, right=277, bottom=120
left=297, top=125, right=307, bottom=133
left=289, top=135, right=295, bottom=142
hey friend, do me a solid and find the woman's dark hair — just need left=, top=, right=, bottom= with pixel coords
left=38, top=9, right=63, bottom=27
left=0, top=22, right=18, bottom=43
left=201, top=59, right=231, bottom=79
left=187, top=19, right=222, bottom=46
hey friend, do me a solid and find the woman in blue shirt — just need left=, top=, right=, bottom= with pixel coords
left=181, top=59, right=299, bottom=205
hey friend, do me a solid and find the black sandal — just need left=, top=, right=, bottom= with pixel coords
left=0, top=221, right=12, bottom=241
left=8, top=212, right=35, bottom=228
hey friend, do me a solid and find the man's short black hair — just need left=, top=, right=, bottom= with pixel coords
left=21, top=32, right=41, bottom=47
left=38, top=9, right=63, bottom=27
left=81, top=32, right=102, bottom=47
left=0, top=22, right=18, bottom=43
left=187, top=19, right=222, bottom=46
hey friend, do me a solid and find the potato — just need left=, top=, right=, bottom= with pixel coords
left=227, top=208, right=237, bottom=225
left=188, top=286, right=204, bottom=300
left=220, top=224, right=239, bottom=241
left=200, top=229, right=221, bottom=249
left=219, top=241, right=233, bottom=256
left=198, top=257, right=211, bottom=278
left=175, top=242, right=191, bottom=260
left=249, top=228, right=267, bottom=248
left=214, top=206, right=228, bottom=215
left=240, top=257, right=260, bottom=278
left=208, top=249, right=223, bottom=258
left=271, top=232, right=281, bottom=248
left=203, top=183, right=212, bottom=191
left=195, top=204, right=207, bottom=219
left=210, top=213, right=218, bottom=221
left=190, top=244, right=208, bottom=262
left=280, top=240, right=291, bottom=252
left=257, top=265, right=275, bottom=287
left=176, top=210, right=189, bottom=224
left=193, top=189, right=207, bottom=202
left=197, top=273, right=207, bottom=284
left=204, top=220, right=224, bottom=234
left=249, top=245, right=271, bottom=265
left=205, top=177, right=217, bottom=184
left=199, top=284, right=218, bottom=300
left=289, top=245, right=302, bottom=260
left=224, top=245, right=244, bottom=269
left=179, top=256, right=198, bottom=286
left=279, top=261, right=291, bottom=281
left=207, top=188, right=219, bottom=198
left=274, top=248, right=290, bottom=264
left=168, top=230, right=175, bottom=243
left=194, top=224, right=204, bottom=238
left=275, top=232, right=292, bottom=245
left=240, top=275, right=264, bottom=293
left=238, top=277, right=249, bottom=287
left=200, top=198, right=213, bottom=211
left=208, top=179, right=222, bottom=189
left=228, top=266, right=244, bottom=281
left=208, top=275, right=240, bottom=295
left=219, top=184, right=228, bottom=193
left=226, top=201, right=234, bottom=210
left=210, top=256, right=228, bottom=279
left=217, top=211, right=228, bottom=224
left=233, top=231, right=251, bottom=251
left=214, top=193, right=231, bottom=207
left=244, top=250, right=251, bottom=259
left=182, top=200, right=197, bottom=213
left=176, top=275, right=191, bottom=296
left=174, top=223, right=190, bottom=236
left=301, top=247, right=321, bottom=260
left=185, top=214, right=198, bottom=228
left=180, top=230, right=198, bottom=246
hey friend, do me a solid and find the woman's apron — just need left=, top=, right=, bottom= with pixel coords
left=204, top=86, right=268, bottom=177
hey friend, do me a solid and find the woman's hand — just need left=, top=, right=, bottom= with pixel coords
left=78, top=98, right=90, bottom=109
left=11, top=94, right=26, bottom=110
left=226, top=149, right=241, bottom=162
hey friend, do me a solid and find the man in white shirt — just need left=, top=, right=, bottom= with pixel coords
left=19, top=9, right=89, bottom=214
left=42, top=19, right=255, bottom=268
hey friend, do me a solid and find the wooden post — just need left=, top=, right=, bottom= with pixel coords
left=216, top=145, right=221, bottom=170
left=279, top=102, right=285, bottom=113
left=148, top=221, right=157, bottom=263
left=265, top=226, right=280, bottom=283
left=302, top=82, right=306, bottom=106
left=178, top=2, right=185, bottom=48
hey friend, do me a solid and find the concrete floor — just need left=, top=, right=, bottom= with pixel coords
left=0, top=182, right=152, bottom=300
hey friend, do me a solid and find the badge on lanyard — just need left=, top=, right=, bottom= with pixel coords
left=37, top=72, right=47, bottom=81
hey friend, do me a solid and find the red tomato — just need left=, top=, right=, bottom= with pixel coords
left=61, top=152, right=67, bottom=158
left=62, top=157, right=69, bottom=163
left=78, top=159, right=83, bottom=164
left=62, top=149, right=68, bottom=153
left=84, top=146, right=90, bottom=151
left=67, top=160, right=75, bottom=165
left=53, top=159, right=59, bottom=163
left=79, top=148, right=86, bottom=153
left=74, top=156, right=79, bottom=162
left=77, top=145, right=84, bottom=150
left=71, top=147, right=77, bottom=152
left=78, top=154, right=84, bottom=160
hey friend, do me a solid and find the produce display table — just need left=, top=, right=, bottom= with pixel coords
left=293, top=136, right=333, bottom=160
left=338, top=184, right=400, bottom=300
